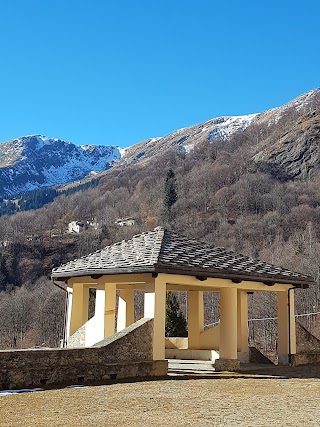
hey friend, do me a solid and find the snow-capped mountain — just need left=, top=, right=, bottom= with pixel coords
left=119, top=115, right=258, bottom=165
left=0, top=135, right=121, bottom=197
left=1, top=88, right=319, bottom=198
left=120, top=89, right=320, bottom=166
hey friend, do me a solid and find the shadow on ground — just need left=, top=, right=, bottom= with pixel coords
left=238, top=363, right=320, bottom=379
left=168, top=359, right=320, bottom=380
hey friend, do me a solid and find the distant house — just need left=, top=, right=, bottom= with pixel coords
left=115, top=217, right=135, bottom=227
left=68, top=219, right=100, bottom=234
left=68, top=221, right=86, bottom=234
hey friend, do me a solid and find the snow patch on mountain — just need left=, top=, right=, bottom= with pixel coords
left=117, top=146, right=129, bottom=157
left=1, top=88, right=319, bottom=199
left=33, top=135, right=63, bottom=149
left=258, top=88, right=320, bottom=126
left=0, top=135, right=121, bottom=197
left=202, top=114, right=258, bottom=139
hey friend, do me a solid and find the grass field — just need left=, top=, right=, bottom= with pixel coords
left=1, top=370, right=320, bottom=427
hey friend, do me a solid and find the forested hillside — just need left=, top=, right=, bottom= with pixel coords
left=0, top=91, right=320, bottom=349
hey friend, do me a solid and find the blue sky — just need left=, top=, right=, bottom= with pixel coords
left=0, top=0, right=319, bottom=148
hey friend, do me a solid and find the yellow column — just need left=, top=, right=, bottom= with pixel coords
left=117, top=289, right=135, bottom=332
left=219, top=287, right=238, bottom=360
left=277, top=290, right=296, bottom=364
left=187, top=291, right=204, bottom=349
left=144, top=278, right=166, bottom=360
left=69, top=283, right=89, bottom=335
left=237, top=290, right=248, bottom=353
left=104, top=283, right=117, bottom=338
left=94, top=289, right=106, bottom=341
left=65, top=286, right=73, bottom=340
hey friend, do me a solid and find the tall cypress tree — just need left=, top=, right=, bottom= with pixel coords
left=0, top=254, right=9, bottom=290
left=164, top=169, right=177, bottom=221
left=165, top=291, right=188, bottom=337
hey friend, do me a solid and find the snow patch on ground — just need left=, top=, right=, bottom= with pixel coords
left=0, top=384, right=87, bottom=396
left=0, top=388, right=43, bottom=396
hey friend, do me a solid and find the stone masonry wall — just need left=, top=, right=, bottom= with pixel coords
left=67, top=324, right=86, bottom=347
left=0, top=318, right=168, bottom=390
left=296, top=321, right=320, bottom=354
left=293, top=321, right=320, bottom=366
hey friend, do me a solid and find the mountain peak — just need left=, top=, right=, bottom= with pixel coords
left=0, top=136, right=122, bottom=197
left=0, top=88, right=319, bottom=198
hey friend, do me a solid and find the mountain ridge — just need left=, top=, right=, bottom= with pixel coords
left=0, top=88, right=319, bottom=198
left=118, top=88, right=320, bottom=167
left=0, top=135, right=121, bottom=197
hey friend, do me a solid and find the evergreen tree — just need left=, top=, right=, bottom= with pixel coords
left=0, top=254, right=9, bottom=290
left=165, top=291, right=188, bottom=337
left=164, top=168, right=177, bottom=221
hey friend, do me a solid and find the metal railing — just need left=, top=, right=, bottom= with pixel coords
left=249, top=311, right=320, bottom=352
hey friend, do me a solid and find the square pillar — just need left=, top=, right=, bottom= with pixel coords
left=94, top=289, right=106, bottom=341
left=277, top=290, right=296, bottom=365
left=117, top=289, right=135, bottom=332
left=187, top=291, right=204, bottom=349
left=69, top=283, right=89, bottom=336
left=144, top=282, right=156, bottom=317
left=237, top=290, right=249, bottom=354
left=144, top=278, right=166, bottom=360
left=104, top=283, right=117, bottom=338
left=65, top=287, right=73, bottom=341
left=219, top=287, right=238, bottom=361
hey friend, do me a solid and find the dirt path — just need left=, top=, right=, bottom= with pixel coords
left=1, top=376, right=320, bottom=426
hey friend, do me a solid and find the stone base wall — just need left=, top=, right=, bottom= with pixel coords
left=67, top=324, right=86, bottom=347
left=292, top=353, right=320, bottom=366
left=0, top=359, right=167, bottom=390
left=296, top=321, right=320, bottom=354
left=0, top=318, right=168, bottom=390
left=214, top=358, right=240, bottom=372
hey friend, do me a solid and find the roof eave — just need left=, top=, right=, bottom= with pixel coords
left=51, top=265, right=313, bottom=288
left=51, top=266, right=156, bottom=280
left=153, top=265, right=312, bottom=288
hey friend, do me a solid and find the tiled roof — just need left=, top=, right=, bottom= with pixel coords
left=51, top=227, right=314, bottom=286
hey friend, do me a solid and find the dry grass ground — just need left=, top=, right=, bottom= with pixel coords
left=1, top=371, right=320, bottom=427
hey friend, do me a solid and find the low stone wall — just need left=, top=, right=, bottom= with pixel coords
left=293, top=321, right=320, bottom=366
left=0, top=318, right=168, bottom=390
left=67, top=324, right=86, bottom=347
left=214, top=358, right=240, bottom=372
left=296, top=321, right=320, bottom=354
left=292, top=353, right=320, bottom=366
left=249, top=347, right=275, bottom=365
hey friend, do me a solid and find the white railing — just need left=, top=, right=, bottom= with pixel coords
left=249, top=311, right=320, bottom=352
left=205, top=312, right=320, bottom=353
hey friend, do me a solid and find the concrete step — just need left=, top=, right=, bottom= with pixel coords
left=165, top=349, right=219, bottom=362
left=168, top=359, right=216, bottom=375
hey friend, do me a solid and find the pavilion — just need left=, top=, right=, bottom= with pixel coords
left=51, top=227, right=314, bottom=370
